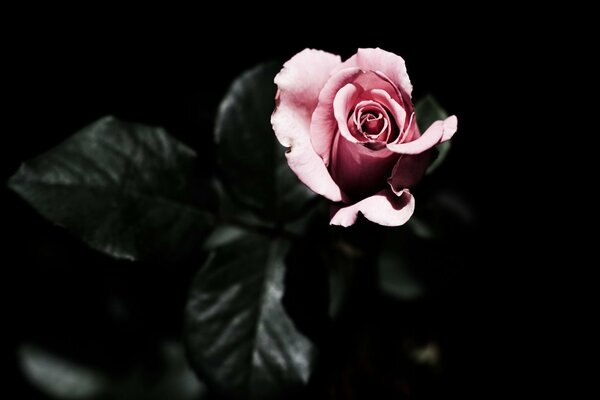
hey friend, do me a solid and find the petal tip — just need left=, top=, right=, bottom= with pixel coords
left=329, top=213, right=355, bottom=227
left=442, top=115, right=458, bottom=141
left=330, top=190, right=415, bottom=227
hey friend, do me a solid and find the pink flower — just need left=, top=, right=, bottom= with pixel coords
left=271, top=48, right=457, bottom=227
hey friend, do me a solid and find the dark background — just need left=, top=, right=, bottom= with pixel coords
left=2, top=10, right=555, bottom=399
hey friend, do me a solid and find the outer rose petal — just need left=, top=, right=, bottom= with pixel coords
left=272, top=49, right=345, bottom=202
left=387, top=115, right=458, bottom=155
left=338, top=48, right=413, bottom=97
left=440, top=114, right=458, bottom=141
left=387, top=152, right=432, bottom=195
left=310, top=67, right=363, bottom=165
left=274, top=49, right=342, bottom=119
left=330, top=189, right=415, bottom=227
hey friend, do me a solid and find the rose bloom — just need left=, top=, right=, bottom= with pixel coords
left=271, top=48, right=457, bottom=227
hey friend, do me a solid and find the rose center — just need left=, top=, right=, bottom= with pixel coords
left=360, top=111, right=385, bottom=137
left=347, top=100, right=398, bottom=146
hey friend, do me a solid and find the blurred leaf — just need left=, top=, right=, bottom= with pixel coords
left=377, top=229, right=424, bottom=301
left=328, top=240, right=363, bottom=319
left=20, top=342, right=206, bottom=400
left=211, top=178, right=276, bottom=231
left=415, top=94, right=452, bottom=175
left=112, top=341, right=206, bottom=400
left=202, top=224, right=247, bottom=250
left=185, top=232, right=316, bottom=399
left=19, top=344, right=107, bottom=399
left=215, top=63, right=315, bottom=225
left=407, top=190, right=475, bottom=240
left=7, top=116, right=214, bottom=261
left=380, top=190, right=476, bottom=300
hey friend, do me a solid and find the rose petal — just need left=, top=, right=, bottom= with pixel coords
left=338, top=48, right=413, bottom=97
left=372, top=70, right=412, bottom=110
left=310, top=67, right=363, bottom=165
left=440, top=114, right=458, bottom=142
left=352, top=70, right=401, bottom=100
left=333, top=83, right=363, bottom=144
left=272, top=49, right=346, bottom=202
left=274, top=49, right=342, bottom=122
left=386, top=115, right=458, bottom=155
left=400, top=112, right=419, bottom=144
left=387, top=152, right=432, bottom=195
left=272, top=108, right=346, bottom=202
left=330, top=130, right=399, bottom=200
left=330, top=189, right=415, bottom=227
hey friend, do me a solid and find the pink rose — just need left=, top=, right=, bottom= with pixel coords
left=271, top=48, right=457, bottom=227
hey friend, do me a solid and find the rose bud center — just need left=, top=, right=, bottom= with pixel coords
left=348, top=100, right=397, bottom=146
left=360, top=112, right=385, bottom=137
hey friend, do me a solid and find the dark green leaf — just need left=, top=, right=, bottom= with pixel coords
left=407, top=190, right=475, bottom=240
left=185, top=232, right=316, bottom=399
left=7, top=116, right=214, bottom=261
left=20, top=342, right=206, bottom=400
left=377, top=238, right=424, bottom=300
left=381, top=190, right=476, bottom=300
left=415, top=94, right=452, bottom=174
left=377, top=228, right=424, bottom=301
left=215, top=63, right=315, bottom=225
left=328, top=239, right=363, bottom=319
left=19, top=344, right=107, bottom=400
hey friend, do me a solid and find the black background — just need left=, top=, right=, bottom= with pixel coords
left=2, top=9, right=556, bottom=399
